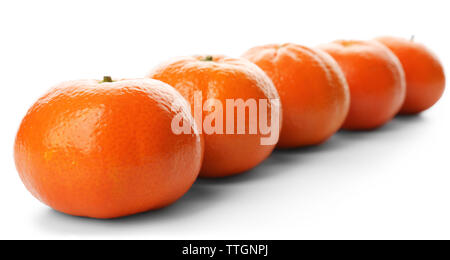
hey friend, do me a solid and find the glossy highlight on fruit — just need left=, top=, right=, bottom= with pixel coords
left=319, top=40, right=406, bottom=130
left=242, top=43, right=350, bottom=148
left=14, top=78, right=203, bottom=219
left=148, top=55, right=281, bottom=178
left=375, top=36, right=446, bottom=114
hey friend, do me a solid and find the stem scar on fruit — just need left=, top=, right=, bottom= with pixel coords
left=101, top=76, right=113, bottom=83
left=201, top=55, right=214, bottom=61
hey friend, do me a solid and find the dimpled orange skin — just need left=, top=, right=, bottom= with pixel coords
left=242, top=43, right=350, bottom=148
left=147, top=55, right=281, bottom=178
left=319, top=40, right=406, bottom=130
left=14, top=78, right=202, bottom=219
left=375, top=36, right=446, bottom=114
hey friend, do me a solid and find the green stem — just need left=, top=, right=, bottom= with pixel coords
left=201, top=55, right=214, bottom=61
left=102, top=76, right=113, bottom=83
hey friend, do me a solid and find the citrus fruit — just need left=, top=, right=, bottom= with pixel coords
left=242, top=43, right=350, bottom=148
left=319, top=40, right=406, bottom=130
left=148, top=55, right=281, bottom=177
left=14, top=77, right=202, bottom=219
left=375, top=36, right=445, bottom=114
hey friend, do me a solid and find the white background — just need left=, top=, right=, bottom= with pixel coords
left=1, top=0, right=449, bottom=239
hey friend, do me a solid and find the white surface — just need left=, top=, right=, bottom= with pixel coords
left=0, top=0, right=449, bottom=239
